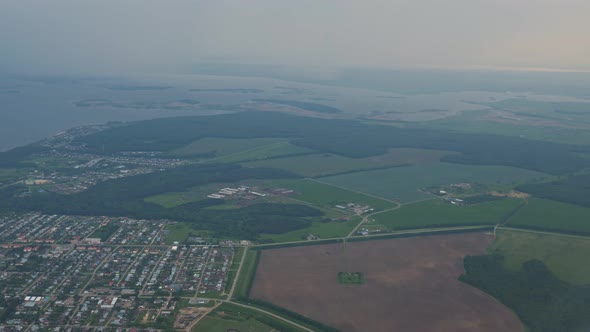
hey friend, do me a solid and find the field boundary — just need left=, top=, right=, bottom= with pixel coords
left=499, top=199, right=528, bottom=225
left=310, top=163, right=412, bottom=179
left=304, top=178, right=400, bottom=204
left=253, top=225, right=494, bottom=250
left=496, top=226, right=590, bottom=240
left=232, top=249, right=261, bottom=300
left=346, top=226, right=494, bottom=243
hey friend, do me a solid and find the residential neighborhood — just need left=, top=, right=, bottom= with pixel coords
left=0, top=213, right=237, bottom=330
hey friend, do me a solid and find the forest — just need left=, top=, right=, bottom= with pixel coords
left=460, top=254, right=590, bottom=332
left=518, top=174, right=590, bottom=207
left=79, top=111, right=590, bottom=174
left=0, top=144, right=48, bottom=168
left=2, top=164, right=322, bottom=239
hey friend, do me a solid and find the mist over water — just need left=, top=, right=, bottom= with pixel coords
left=2, top=69, right=590, bottom=152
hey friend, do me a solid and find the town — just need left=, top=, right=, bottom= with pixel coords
left=3, top=124, right=188, bottom=195
left=0, top=213, right=238, bottom=330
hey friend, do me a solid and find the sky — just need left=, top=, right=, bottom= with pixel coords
left=1, top=0, right=590, bottom=75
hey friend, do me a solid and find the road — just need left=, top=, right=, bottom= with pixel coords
left=255, top=225, right=495, bottom=249
left=191, top=245, right=316, bottom=332
left=185, top=302, right=222, bottom=332
left=227, top=245, right=249, bottom=299
left=306, top=177, right=399, bottom=203
left=346, top=204, right=401, bottom=238
left=228, top=301, right=315, bottom=332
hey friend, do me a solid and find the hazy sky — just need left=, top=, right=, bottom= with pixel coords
left=1, top=0, right=589, bottom=75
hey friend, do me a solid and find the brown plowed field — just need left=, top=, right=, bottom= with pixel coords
left=250, top=233, right=522, bottom=332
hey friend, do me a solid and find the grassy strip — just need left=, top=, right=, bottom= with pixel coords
left=254, top=226, right=494, bottom=249
left=224, top=246, right=244, bottom=294
left=254, top=238, right=342, bottom=250
left=232, top=249, right=261, bottom=299
left=235, top=299, right=340, bottom=332
left=212, top=302, right=306, bottom=332
left=499, top=225, right=590, bottom=237
left=347, top=226, right=494, bottom=243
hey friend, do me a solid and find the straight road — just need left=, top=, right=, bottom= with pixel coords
left=255, top=225, right=494, bottom=249
left=227, top=245, right=249, bottom=299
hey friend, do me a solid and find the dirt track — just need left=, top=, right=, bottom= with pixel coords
left=250, top=233, right=522, bottom=332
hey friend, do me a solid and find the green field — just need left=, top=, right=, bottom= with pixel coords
left=194, top=302, right=303, bottom=332
left=224, top=247, right=245, bottom=293
left=89, top=224, right=120, bottom=241
left=373, top=197, right=523, bottom=230
left=505, top=197, right=590, bottom=234
left=275, top=179, right=397, bottom=211
left=260, top=218, right=360, bottom=243
left=144, top=183, right=230, bottom=208
left=194, top=316, right=276, bottom=332
left=212, top=141, right=313, bottom=163
left=490, top=229, right=590, bottom=285
left=0, top=168, right=20, bottom=183
left=170, top=137, right=287, bottom=157
left=244, top=148, right=453, bottom=177
left=320, top=162, right=549, bottom=203
left=163, top=223, right=211, bottom=244
left=233, top=249, right=260, bottom=300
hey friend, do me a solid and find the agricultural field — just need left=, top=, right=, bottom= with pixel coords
left=0, top=168, right=21, bottom=183
left=505, top=197, right=590, bottom=234
left=212, top=141, right=313, bottom=163
left=373, top=198, right=523, bottom=231
left=275, top=179, right=397, bottom=211
left=170, top=137, right=288, bottom=157
left=490, top=229, right=590, bottom=285
left=244, top=148, right=454, bottom=177
left=260, top=218, right=360, bottom=243
left=250, top=233, right=522, bottom=332
left=319, top=162, right=549, bottom=203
